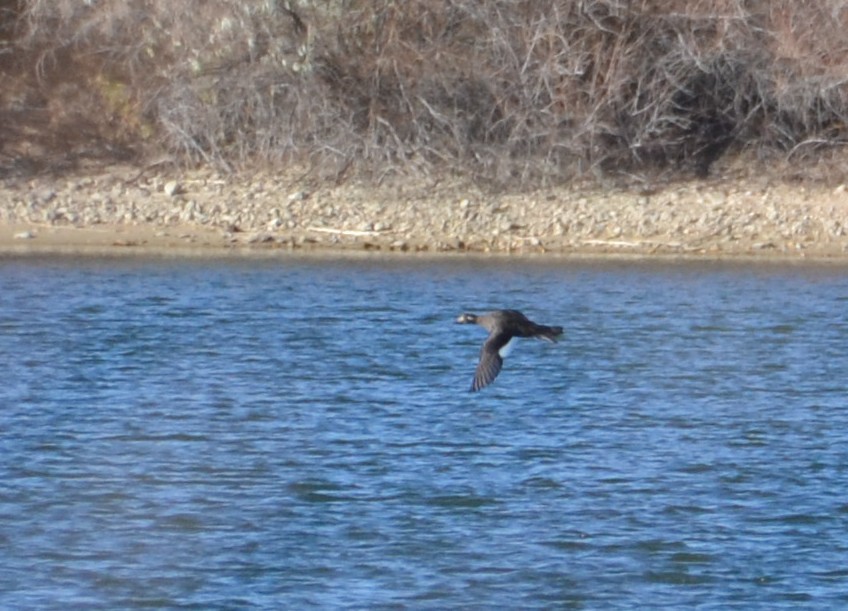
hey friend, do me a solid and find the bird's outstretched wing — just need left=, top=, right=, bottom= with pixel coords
left=471, top=333, right=511, bottom=392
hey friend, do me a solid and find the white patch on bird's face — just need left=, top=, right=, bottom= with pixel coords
left=498, top=337, right=516, bottom=358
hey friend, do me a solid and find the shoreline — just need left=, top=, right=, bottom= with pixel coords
left=3, top=164, right=848, bottom=262
left=5, top=223, right=848, bottom=267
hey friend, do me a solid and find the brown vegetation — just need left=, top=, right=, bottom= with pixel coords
left=4, top=1, right=848, bottom=186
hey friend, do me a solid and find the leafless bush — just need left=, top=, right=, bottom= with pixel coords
left=11, top=0, right=848, bottom=183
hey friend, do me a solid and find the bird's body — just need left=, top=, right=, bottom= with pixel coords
left=456, top=309, right=563, bottom=392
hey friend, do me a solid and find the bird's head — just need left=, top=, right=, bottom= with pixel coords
left=456, top=313, right=478, bottom=324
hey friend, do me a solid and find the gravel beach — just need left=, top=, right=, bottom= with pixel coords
left=3, top=163, right=848, bottom=259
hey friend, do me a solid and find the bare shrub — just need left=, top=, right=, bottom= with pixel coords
left=10, top=0, right=848, bottom=184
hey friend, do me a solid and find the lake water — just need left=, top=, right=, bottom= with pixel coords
left=1, top=254, right=847, bottom=609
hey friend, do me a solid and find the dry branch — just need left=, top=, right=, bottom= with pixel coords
left=8, top=0, right=848, bottom=183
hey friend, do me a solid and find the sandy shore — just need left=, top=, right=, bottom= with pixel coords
left=3, top=164, right=848, bottom=260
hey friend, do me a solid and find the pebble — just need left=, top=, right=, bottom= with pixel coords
left=2, top=165, right=847, bottom=257
left=163, top=180, right=182, bottom=197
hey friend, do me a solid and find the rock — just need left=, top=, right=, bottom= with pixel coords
left=34, top=188, right=56, bottom=204
left=248, top=232, right=275, bottom=244
left=163, top=180, right=182, bottom=197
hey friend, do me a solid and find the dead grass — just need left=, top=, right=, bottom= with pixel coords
left=5, top=0, right=848, bottom=185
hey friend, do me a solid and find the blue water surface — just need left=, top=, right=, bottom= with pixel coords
left=1, top=254, right=847, bottom=609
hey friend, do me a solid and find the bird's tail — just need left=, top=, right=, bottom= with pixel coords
left=536, top=325, right=564, bottom=342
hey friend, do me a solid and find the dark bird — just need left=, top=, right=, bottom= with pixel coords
left=456, top=309, right=563, bottom=392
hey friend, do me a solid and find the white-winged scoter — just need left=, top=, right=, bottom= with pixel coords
left=456, top=309, right=563, bottom=392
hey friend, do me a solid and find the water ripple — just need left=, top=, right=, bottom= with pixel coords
left=1, top=257, right=847, bottom=608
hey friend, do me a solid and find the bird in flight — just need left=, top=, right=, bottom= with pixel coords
left=456, top=309, right=563, bottom=392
